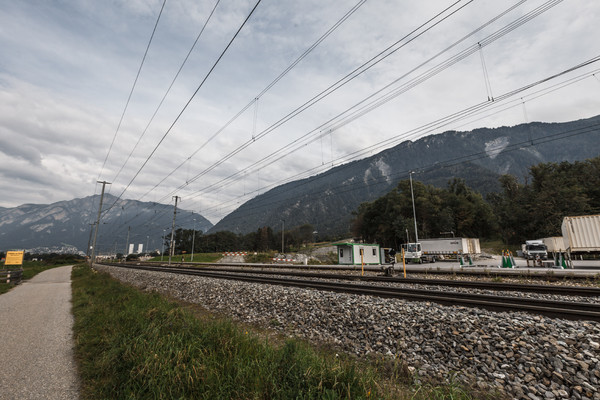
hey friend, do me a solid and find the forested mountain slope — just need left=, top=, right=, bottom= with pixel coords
left=209, top=115, right=600, bottom=238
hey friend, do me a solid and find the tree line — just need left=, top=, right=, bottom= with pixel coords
left=160, top=157, right=600, bottom=255
left=352, top=157, right=600, bottom=247
left=166, top=223, right=317, bottom=255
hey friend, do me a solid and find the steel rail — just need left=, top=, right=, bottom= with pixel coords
left=110, top=262, right=600, bottom=297
left=101, top=263, right=600, bottom=321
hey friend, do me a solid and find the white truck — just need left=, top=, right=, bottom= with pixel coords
left=521, top=240, right=548, bottom=260
left=403, top=238, right=481, bottom=263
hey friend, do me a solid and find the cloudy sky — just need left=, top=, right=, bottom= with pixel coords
left=1, top=0, right=599, bottom=224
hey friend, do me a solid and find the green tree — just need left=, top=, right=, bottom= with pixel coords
left=352, top=178, right=497, bottom=246
left=489, top=156, right=600, bottom=244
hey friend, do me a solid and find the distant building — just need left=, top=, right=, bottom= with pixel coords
left=333, top=242, right=381, bottom=265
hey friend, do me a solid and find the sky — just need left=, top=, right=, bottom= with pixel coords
left=1, top=0, right=599, bottom=224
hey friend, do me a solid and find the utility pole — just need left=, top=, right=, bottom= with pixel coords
left=161, top=229, right=165, bottom=261
left=86, top=223, right=95, bottom=257
left=191, top=216, right=196, bottom=262
left=281, top=219, right=285, bottom=254
left=125, top=226, right=130, bottom=258
left=168, top=196, right=180, bottom=265
left=409, top=172, right=418, bottom=243
left=90, top=181, right=111, bottom=266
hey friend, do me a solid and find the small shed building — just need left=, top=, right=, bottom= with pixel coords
left=334, top=242, right=381, bottom=265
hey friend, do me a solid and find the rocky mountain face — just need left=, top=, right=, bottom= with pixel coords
left=209, top=115, right=600, bottom=237
left=0, top=194, right=212, bottom=253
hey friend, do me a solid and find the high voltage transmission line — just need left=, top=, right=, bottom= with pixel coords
left=97, top=0, right=168, bottom=181
left=158, top=0, right=564, bottom=204
left=150, top=0, right=474, bottom=204
left=101, top=61, right=600, bottom=242
left=96, top=0, right=472, bottom=229
left=110, top=0, right=222, bottom=184
left=135, top=0, right=369, bottom=202
left=102, top=0, right=263, bottom=215
left=97, top=118, right=600, bottom=248
left=95, top=0, right=593, bottom=242
left=184, top=61, right=600, bottom=220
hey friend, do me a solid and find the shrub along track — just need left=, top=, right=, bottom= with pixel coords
left=100, top=262, right=600, bottom=322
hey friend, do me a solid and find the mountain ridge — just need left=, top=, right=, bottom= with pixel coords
left=0, top=194, right=212, bottom=253
left=209, top=115, right=600, bottom=237
left=2, top=115, right=599, bottom=250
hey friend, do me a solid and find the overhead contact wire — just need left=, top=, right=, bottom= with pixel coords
left=103, top=0, right=263, bottom=216
left=97, top=0, right=168, bottom=181
left=111, top=0, right=222, bottom=184
left=137, top=0, right=369, bottom=202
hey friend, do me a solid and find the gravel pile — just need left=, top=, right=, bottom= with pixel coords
left=96, top=265, right=600, bottom=399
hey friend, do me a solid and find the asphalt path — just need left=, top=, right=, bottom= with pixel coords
left=0, top=265, right=79, bottom=399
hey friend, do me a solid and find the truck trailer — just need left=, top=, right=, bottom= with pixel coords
left=541, top=237, right=567, bottom=256
left=561, top=215, right=600, bottom=254
left=403, top=237, right=481, bottom=263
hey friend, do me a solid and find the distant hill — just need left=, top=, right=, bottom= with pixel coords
left=209, top=115, right=600, bottom=237
left=0, top=194, right=212, bottom=253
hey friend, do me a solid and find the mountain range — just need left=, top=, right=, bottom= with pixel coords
left=0, top=193, right=212, bottom=254
left=1, top=115, right=599, bottom=252
left=208, top=114, right=600, bottom=237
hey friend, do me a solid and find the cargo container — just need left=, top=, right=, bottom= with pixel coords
left=403, top=237, right=480, bottom=263
left=542, top=237, right=567, bottom=255
left=561, top=215, right=600, bottom=253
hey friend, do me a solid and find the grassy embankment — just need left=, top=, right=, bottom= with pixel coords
left=479, top=240, right=520, bottom=256
left=148, top=253, right=222, bottom=263
left=0, top=260, right=74, bottom=295
left=72, top=264, right=485, bottom=399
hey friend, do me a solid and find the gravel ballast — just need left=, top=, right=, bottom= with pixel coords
left=96, top=265, right=600, bottom=399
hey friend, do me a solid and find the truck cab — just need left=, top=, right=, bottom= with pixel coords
left=524, top=240, right=548, bottom=260
left=402, top=242, right=423, bottom=262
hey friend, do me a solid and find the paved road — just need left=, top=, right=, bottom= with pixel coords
left=0, top=265, right=79, bottom=399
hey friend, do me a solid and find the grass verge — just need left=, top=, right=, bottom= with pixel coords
left=148, top=252, right=222, bottom=263
left=72, top=265, right=489, bottom=399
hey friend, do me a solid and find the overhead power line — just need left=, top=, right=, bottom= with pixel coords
left=109, top=60, right=600, bottom=235
left=153, top=0, right=474, bottom=203
left=136, top=0, right=369, bottom=202
left=191, top=63, right=600, bottom=221
left=200, top=122, right=600, bottom=226
left=174, top=0, right=564, bottom=203
left=105, top=0, right=565, bottom=231
left=111, top=0, right=222, bottom=184
left=102, top=0, right=585, bottom=234
left=97, top=0, right=168, bottom=181
left=103, top=0, right=263, bottom=216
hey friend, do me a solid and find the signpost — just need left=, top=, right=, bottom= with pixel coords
left=2, top=250, right=24, bottom=285
left=5, top=251, right=24, bottom=266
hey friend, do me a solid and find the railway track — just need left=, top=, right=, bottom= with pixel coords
left=100, top=262, right=600, bottom=321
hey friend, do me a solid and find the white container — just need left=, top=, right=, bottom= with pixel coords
left=421, top=238, right=481, bottom=255
left=561, top=215, right=600, bottom=252
left=542, top=237, right=567, bottom=253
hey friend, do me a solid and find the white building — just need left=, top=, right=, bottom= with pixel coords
left=334, top=242, right=381, bottom=265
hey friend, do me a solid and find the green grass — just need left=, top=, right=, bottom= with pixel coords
left=0, top=260, right=70, bottom=295
left=148, top=252, right=222, bottom=263
left=479, top=240, right=519, bottom=256
left=245, top=252, right=275, bottom=263
left=72, top=265, right=492, bottom=399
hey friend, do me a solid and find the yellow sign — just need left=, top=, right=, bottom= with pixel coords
left=5, top=251, right=24, bottom=266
